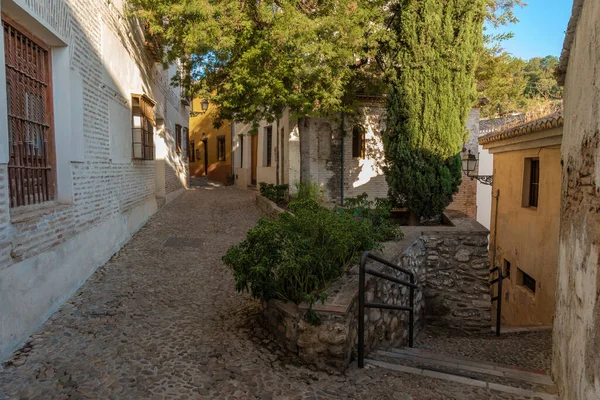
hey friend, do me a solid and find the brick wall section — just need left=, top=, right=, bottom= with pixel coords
left=448, top=108, right=480, bottom=218
left=0, top=0, right=188, bottom=267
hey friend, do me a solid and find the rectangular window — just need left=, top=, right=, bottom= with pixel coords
left=517, top=268, right=536, bottom=294
left=189, top=140, right=195, bottom=162
left=3, top=18, right=55, bottom=207
left=132, top=94, right=155, bottom=160
left=265, top=126, right=272, bottom=167
left=522, top=158, right=539, bottom=208
left=175, top=124, right=182, bottom=154
left=504, top=259, right=511, bottom=278
left=239, top=134, right=244, bottom=168
left=183, top=127, right=189, bottom=157
left=217, top=135, right=226, bottom=161
left=352, top=125, right=365, bottom=158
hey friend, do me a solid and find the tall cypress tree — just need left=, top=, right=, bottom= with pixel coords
left=383, top=0, right=486, bottom=220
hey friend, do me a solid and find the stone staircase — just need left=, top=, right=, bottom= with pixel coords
left=365, top=347, right=558, bottom=399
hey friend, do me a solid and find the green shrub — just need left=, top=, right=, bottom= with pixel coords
left=259, top=182, right=289, bottom=204
left=293, top=181, right=322, bottom=202
left=337, top=193, right=403, bottom=241
left=223, top=198, right=381, bottom=305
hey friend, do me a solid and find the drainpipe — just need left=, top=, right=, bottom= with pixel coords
left=276, top=118, right=280, bottom=185
left=230, top=122, right=235, bottom=182
left=340, top=112, right=345, bottom=205
left=491, top=189, right=500, bottom=268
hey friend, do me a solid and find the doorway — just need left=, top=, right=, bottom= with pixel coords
left=251, top=134, right=258, bottom=185
left=202, top=139, right=208, bottom=176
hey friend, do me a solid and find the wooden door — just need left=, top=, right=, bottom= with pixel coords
left=251, top=134, right=258, bottom=185
left=202, top=139, right=208, bottom=176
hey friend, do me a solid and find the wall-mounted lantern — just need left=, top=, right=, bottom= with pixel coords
left=461, top=148, right=493, bottom=186
left=190, top=99, right=209, bottom=117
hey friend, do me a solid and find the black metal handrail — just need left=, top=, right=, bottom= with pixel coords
left=358, top=251, right=417, bottom=368
left=490, top=266, right=508, bottom=336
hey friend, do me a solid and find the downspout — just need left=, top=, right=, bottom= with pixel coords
left=340, top=112, right=345, bottom=205
left=491, top=189, right=500, bottom=269
left=276, top=118, right=280, bottom=185
left=230, top=122, right=235, bottom=183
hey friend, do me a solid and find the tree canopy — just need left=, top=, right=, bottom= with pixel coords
left=129, top=0, right=389, bottom=126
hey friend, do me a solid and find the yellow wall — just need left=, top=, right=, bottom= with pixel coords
left=490, top=143, right=561, bottom=326
left=189, top=98, right=231, bottom=182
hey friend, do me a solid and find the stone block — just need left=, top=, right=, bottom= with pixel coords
left=454, top=248, right=472, bottom=262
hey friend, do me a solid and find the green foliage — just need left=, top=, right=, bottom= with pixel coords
left=477, top=53, right=563, bottom=117
left=293, top=181, right=323, bottom=202
left=223, top=198, right=381, bottom=305
left=259, top=182, right=289, bottom=204
left=336, top=193, right=403, bottom=241
left=383, top=0, right=485, bottom=218
left=128, top=0, right=390, bottom=126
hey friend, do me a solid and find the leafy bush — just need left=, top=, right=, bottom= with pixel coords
left=293, top=181, right=323, bottom=202
left=259, top=182, right=289, bottom=204
left=337, top=193, right=403, bottom=241
left=223, top=198, right=381, bottom=305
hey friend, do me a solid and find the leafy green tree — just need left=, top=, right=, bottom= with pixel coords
left=129, top=0, right=389, bottom=126
left=382, top=0, right=487, bottom=221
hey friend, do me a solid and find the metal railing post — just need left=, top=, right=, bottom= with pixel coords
left=358, top=253, right=367, bottom=368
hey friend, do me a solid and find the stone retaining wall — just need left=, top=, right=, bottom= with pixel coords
left=257, top=196, right=491, bottom=371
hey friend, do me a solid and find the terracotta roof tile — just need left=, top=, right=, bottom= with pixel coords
left=478, top=113, right=564, bottom=145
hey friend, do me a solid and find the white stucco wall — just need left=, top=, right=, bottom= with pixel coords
left=552, top=1, right=600, bottom=398
left=476, top=145, right=493, bottom=230
left=0, top=0, right=188, bottom=360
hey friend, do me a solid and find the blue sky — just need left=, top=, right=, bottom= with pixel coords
left=488, top=0, right=573, bottom=60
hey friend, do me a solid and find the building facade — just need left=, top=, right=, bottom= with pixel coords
left=480, top=115, right=563, bottom=327
left=0, top=0, right=189, bottom=360
left=233, top=102, right=480, bottom=217
left=553, top=0, right=600, bottom=398
left=189, top=98, right=232, bottom=183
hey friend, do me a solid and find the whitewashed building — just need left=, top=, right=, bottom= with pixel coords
left=233, top=100, right=481, bottom=219
left=0, top=0, right=189, bottom=359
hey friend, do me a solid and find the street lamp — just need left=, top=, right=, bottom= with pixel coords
left=461, top=148, right=493, bottom=186
left=190, top=99, right=209, bottom=117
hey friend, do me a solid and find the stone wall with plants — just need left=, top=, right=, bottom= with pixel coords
left=262, top=236, right=426, bottom=372
left=247, top=196, right=490, bottom=372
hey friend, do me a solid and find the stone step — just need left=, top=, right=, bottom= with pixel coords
left=384, top=347, right=554, bottom=386
left=365, top=358, right=559, bottom=400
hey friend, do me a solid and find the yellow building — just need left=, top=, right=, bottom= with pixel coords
left=188, top=98, right=232, bottom=183
left=480, top=113, right=563, bottom=327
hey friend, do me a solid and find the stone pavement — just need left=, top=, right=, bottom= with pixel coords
left=0, top=187, right=543, bottom=399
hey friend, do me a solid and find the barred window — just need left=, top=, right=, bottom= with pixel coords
left=352, top=125, right=365, bottom=159
left=3, top=18, right=55, bottom=207
left=217, top=135, right=226, bottom=161
left=183, top=127, right=189, bottom=157
left=132, top=94, right=155, bottom=160
left=175, top=124, right=182, bottom=154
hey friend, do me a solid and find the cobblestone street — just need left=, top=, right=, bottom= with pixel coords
left=0, top=187, right=545, bottom=399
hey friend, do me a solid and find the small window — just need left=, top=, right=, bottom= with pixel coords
left=517, top=268, right=536, bottom=294
left=352, top=125, right=365, bottom=158
left=504, top=259, right=511, bottom=278
left=522, top=158, right=539, bottom=208
left=239, top=135, right=244, bottom=168
left=265, top=126, right=273, bottom=167
left=189, top=140, right=196, bottom=162
left=175, top=124, right=182, bottom=154
left=132, top=94, right=155, bottom=160
left=217, top=135, right=226, bottom=161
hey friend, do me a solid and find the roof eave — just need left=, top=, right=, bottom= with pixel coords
left=556, top=0, right=585, bottom=86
